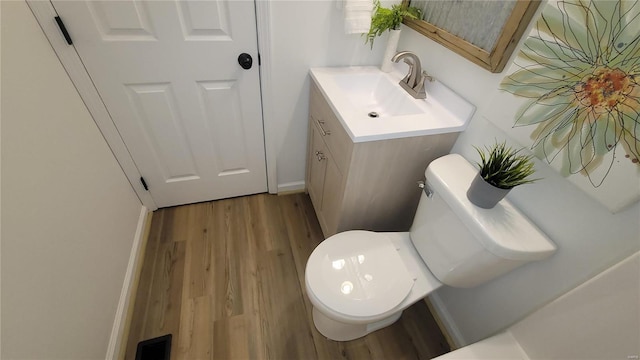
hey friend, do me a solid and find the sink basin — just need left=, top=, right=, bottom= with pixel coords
left=310, top=66, right=475, bottom=142
left=332, top=72, right=423, bottom=117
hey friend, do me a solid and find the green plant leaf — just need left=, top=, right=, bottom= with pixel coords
left=474, top=141, right=540, bottom=189
left=365, top=0, right=421, bottom=49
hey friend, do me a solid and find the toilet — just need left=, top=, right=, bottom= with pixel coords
left=304, top=154, right=557, bottom=341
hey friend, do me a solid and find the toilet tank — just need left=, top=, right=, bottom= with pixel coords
left=410, top=154, right=556, bottom=288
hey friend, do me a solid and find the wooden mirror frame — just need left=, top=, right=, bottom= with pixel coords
left=402, top=0, right=541, bottom=73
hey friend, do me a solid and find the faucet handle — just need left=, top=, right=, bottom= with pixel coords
left=421, top=71, right=434, bottom=82
left=407, top=71, right=431, bottom=100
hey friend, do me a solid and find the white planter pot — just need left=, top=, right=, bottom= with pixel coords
left=380, top=29, right=401, bottom=73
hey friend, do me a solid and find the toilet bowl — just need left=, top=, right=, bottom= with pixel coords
left=305, top=230, right=442, bottom=341
left=304, top=154, right=557, bottom=341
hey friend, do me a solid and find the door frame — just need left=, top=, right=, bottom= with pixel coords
left=27, top=0, right=277, bottom=211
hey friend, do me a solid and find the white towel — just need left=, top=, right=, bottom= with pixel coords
left=343, top=0, right=373, bottom=34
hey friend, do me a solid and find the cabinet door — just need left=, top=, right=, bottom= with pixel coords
left=321, top=155, right=343, bottom=236
left=307, top=123, right=327, bottom=210
left=310, top=84, right=352, bottom=173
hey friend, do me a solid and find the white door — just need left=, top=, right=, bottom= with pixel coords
left=50, top=0, right=267, bottom=207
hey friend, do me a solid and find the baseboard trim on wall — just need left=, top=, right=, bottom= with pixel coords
left=106, top=206, right=151, bottom=360
left=277, top=181, right=306, bottom=194
left=426, top=293, right=467, bottom=349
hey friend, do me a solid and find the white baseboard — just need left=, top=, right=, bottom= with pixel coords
left=428, top=292, right=467, bottom=348
left=277, top=181, right=305, bottom=194
left=106, top=206, right=149, bottom=360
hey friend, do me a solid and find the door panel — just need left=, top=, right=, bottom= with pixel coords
left=176, top=1, right=230, bottom=40
left=51, top=0, right=267, bottom=207
left=85, top=1, right=155, bottom=40
left=197, top=80, right=252, bottom=175
left=125, top=82, right=199, bottom=182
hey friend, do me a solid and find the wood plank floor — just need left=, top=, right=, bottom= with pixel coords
left=124, top=193, right=450, bottom=360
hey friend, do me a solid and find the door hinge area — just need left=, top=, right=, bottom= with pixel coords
left=140, top=177, right=149, bottom=191
left=258, top=53, right=261, bottom=66
left=54, top=16, right=73, bottom=45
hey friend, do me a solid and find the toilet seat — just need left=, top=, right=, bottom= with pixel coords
left=306, top=231, right=415, bottom=318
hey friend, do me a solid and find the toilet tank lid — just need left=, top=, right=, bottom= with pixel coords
left=425, top=154, right=557, bottom=261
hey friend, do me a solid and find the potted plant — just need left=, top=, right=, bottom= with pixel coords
left=467, top=141, right=539, bottom=209
left=365, top=0, right=421, bottom=72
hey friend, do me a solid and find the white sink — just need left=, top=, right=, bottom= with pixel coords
left=332, top=72, right=424, bottom=117
left=310, top=66, right=475, bottom=143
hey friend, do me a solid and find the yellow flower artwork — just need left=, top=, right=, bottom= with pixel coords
left=489, top=0, right=639, bottom=212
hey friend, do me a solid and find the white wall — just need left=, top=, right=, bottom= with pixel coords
left=510, top=251, right=639, bottom=360
left=1, top=1, right=143, bottom=359
left=397, top=15, right=640, bottom=345
left=435, top=252, right=640, bottom=359
left=269, top=0, right=389, bottom=190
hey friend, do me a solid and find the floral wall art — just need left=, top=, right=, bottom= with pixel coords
left=484, top=0, right=640, bottom=212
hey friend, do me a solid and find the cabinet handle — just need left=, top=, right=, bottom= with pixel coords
left=317, top=119, right=331, bottom=136
left=315, top=151, right=326, bottom=161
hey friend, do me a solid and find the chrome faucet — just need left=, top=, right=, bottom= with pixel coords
left=391, top=51, right=434, bottom=99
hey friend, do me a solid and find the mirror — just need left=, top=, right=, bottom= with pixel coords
left=402, top=0, right=541, bottom=73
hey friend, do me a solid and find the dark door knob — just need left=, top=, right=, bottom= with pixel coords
left=238, top=53, right=253, bottom=70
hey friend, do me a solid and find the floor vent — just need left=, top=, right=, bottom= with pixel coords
left=135, top=334, right=172, bottom=360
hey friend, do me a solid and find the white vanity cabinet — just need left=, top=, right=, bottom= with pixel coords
left=306, top=80, right=460, bottom=237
